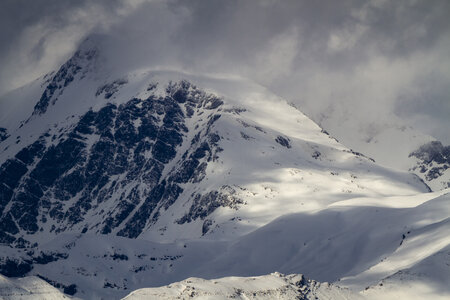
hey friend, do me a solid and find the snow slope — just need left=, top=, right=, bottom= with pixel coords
left=0, top=274, right=76, bottom=300
left=306, top=106, right=450, bottom=191
left=122, top=272, right=362, bottom=300
left=0, top=38, right=429, bottom=247
left=0, top=190, right=443, bottom=299
left=120, top=190, right=450, bottom=300
left=362, top=244, right=450, bottom=300
left=0, top=37, right=448, bottom=299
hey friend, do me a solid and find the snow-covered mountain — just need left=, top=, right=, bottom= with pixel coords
left=0, top=39, right=429, bottom=246
left=304, top=106, right=450, bottom=191
left=2, top=190, right=447, bottom=299
left=0, top=38, right=448, bottom=299
left=408, top=141, right=450, bottom=190
left=122, top=272, right=362, bottom=300
left=0, top=273, right=76, bottom=300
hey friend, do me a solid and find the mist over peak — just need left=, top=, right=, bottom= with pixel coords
left=1, top=0, right=449, bottom=144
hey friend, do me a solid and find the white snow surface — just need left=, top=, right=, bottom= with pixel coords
left=0, top=274, right=76, bottom=300
left=310, top=106, right=449, bottom=191
left=121, top=190, right=450, bottom=300
left=0, top=42, right=448, bottom=299
left=0, top=62, right=430, bottom=245
left=2, top=189, right=442, bottom=299
left=122, top=272, right=362, bottom=300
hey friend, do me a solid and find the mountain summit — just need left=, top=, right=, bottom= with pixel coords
left=0, top=38, right=448, bottom=299
left=0, top=41, right=428, bottom=246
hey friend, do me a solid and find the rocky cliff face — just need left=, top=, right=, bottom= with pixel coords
left=0, top=78, right=229, bottom=246
left=409, top=141, right=450, bottom=190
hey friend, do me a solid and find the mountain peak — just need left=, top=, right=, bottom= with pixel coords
left=0, top=43, right=444, bottom=299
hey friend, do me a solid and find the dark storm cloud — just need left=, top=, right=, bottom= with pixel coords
left=168, top=0, right=449, bottom=71
left=0, top=0, right=449, bottom=142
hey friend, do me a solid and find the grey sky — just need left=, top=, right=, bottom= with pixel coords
left=0, top=0, right=449, bottom=142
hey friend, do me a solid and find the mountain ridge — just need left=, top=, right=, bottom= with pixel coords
left=0, top=40, right=448, bottom=299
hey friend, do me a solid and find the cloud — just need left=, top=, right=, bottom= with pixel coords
left=0, top=0, right=449, bottom=143
left=0, top=0, right=145, bottom=93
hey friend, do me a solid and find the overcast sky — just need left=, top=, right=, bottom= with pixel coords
left=0, top=0, right=449, bottom=143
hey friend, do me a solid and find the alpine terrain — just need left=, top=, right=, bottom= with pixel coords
left=302, top=103, right=450, bottom=191
left=0, top=37, right=448, bottom=299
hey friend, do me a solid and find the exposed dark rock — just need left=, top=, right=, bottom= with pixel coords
left=36, top=275, right=77, bottom=296
left=0, top=258, right=33, bottom=277
left=147, top=82, right=158, bottom=91
left=96, top=78, right=128, bottom=99
left=33, top=251, right=69, bottom=265
left=177, top=186, right=243, bottom=225
left=1, top=80, right=226, bottom=244
left=275, top=136, right=291, bottom=148
left=111, top=253, right=128, bottom=261
left=238, top=119, right=266, bottom=133
left=0, top=127, right=8, bottom=142
left=33, top=48, right=96, bottom=115
left=224, top=107, right=247, bottom=115
left=312, top=151, right=321, bottom=159
left=410, top=141, right=450, bottom=165
left=344, top=149, right=376, bottom=162
left=30, top=138, right=85, bottom=187
left=202, top=219, right=213, bottom=235
left=240, top=132, right=253, bottom=140
left=103, top=281, right=120, bottom=289
left=15, top=138, right=46, bottom=165
left=410, top=141, right=450, bottom=183
left=64, top=284, right=78, bottom=296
